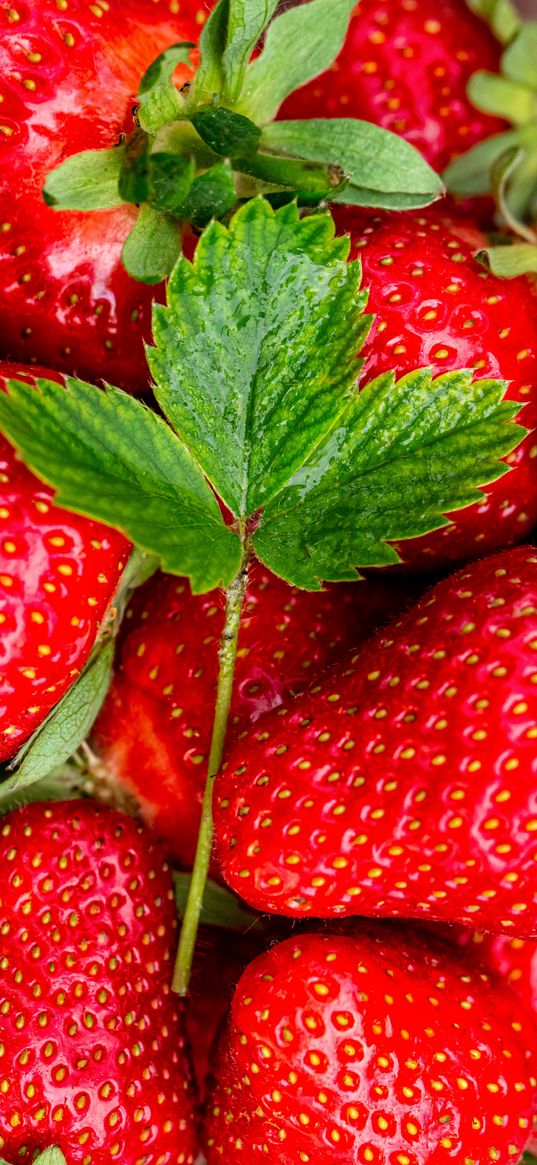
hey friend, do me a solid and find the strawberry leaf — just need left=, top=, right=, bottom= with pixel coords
left=261, top=119, right=444, bottom=209
left=0, top=377, right=241, bottom=590
left=149, top=199, right=370, bottom=517
left=253, top=368, right=525, bottom=588
left=236, top=0, right=357, bottom=123
left=0, top=642, right=115, bottom=805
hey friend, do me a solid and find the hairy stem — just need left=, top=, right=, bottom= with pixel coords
left=172, top=540, right=251, bottom=995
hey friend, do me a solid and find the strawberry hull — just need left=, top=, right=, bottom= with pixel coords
left=215, top=547, right=537, bottom=936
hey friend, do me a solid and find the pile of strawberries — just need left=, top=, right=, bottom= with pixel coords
left=1, top=1, right=537, bottom=1163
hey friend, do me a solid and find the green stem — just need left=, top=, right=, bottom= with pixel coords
left=172, top=539, right=251, bottom=995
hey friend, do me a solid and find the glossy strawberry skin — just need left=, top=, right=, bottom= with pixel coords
left=281, top=0, right=506, bottom=172
left=338, top=208, right=537, bottom=569
left=215, top=546, right=537, bottom=935
left=0, top=1, right=204, bottom=393
left=0, top=801, right=197, bottom=1164
left=0, top=362, right=129, bottom=762
left=92, top=566, right=409, bottom=866
left=204, top=928, right=536, bottom=1164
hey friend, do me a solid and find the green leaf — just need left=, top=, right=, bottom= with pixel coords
left=192, top=0, right=279, bottom=106
left=0, top=763, right=85, bottom=815
left=261, top=119, right=443, bottom=208
left=148, top=198, right=371, bottom=518
left=466, top=0, right=520, bottom=43
left=176, top=159, right=237, bottom=227
left=43, top=147, right=126, bottom=211
left=502, top=23, right=537, bottom=87
left=118, top=130, right=150, bottom=205
left=148, top=153, right=196, bottom=215
left=478, top=240, right=537, bottom=276
left=137, top=42, right=195, bottom=134
left=444, top=128, right=522, bottom=194
left=174, top=872, right=261, bottom=929
left=0, top=642, right=114, bottom=805
left=237, top=0, right=358, bottom=123
left=468, top=71, right=537, bottom=124
left=253, top=368, right=526, bottom=588
left=191, top=105, right=261, bottom=156
left=122, top=204, right=181, bottom=283
left=0, top=376, right=241, bottom=591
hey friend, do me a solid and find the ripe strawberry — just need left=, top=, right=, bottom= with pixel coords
left=215, top=546, right=537, bottom=936
left=203, top=928, right=536, bottom=1164
left=452, top=927, right=537, bottom=1023
left=91, top=565, right=409, bottom=866
left=0, top=362, right=129, bottom=762
left=0, top=800, right=197, bottom=1163
left=281, top=0, right=506, bottom=172
left=337, top=207, right=537, bottom=569
left=0, top=1, right=203, bottom=392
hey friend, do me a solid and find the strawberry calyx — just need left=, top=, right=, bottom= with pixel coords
left=0, top=1151, right=67, bottom=1165
left=42, top=0, right=442, bottom=283
left=446, top=4, right=537, bottom=268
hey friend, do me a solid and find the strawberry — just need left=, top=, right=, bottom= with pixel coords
left=203, top=927, right=536, bottom=1164
left=452, top=927, right=537, bottom=1023
left=0, top=1, right=203, bottom=392
left=215, top=546, right=537, bottom=936
left=0, top=362, right=129, bottom=762
left=337, top=207, right=537, bottom=569
left=280, top=0, right=507, bottom=172
left=91, top=565, right=409, bottom=866
left=0, top=800, right=197, bottom=1163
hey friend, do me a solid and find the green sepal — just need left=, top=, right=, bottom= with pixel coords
left=469, top=70, right=537, bottom=124
left=118, top=129, right=150, bottom=205
left=466, top=0, right=521, bottom=43
left=502, top=22, right=537, bottom=87
left=444, top=127, right=525, bottom=195
left=234, top=151, right=345, bottom=199
left=137, top=42, right=195, bottom=134
left=253, top=368, right=526, bottom=589
left=0, top=641, right=115, bottom=806
left=0, top=376, right=241, bottom=592
left=122, top=203, right=181, bottom=283
left=236, top=0, right=357, bottom=124
left=192, top=0, right=280, bottom=107
left=43, top=147, right=126, bottom=211
left=174, top=872, right=261, bottom=930
left=174, top=160, right=237, bottom=228
left=478, top=240, right=537, bottom=276
left=148, top=153, right=196, bottom=215
left=0, top=763, right=85, bottom=816
left=190, top=105, right=261, bottom=156
left=261, top=119, right=444, bottom=209
left=148, top=198, right=370, bottom=518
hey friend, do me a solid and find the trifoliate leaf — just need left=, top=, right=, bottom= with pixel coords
left=237, top=0, right=356, bottom=124
left=192, top=0, right=279, bottom=107
left=0, top=377, right=241, bottom=590
left=43, top=147, right=126, bottom=211
left=191, top=105, right=261, bottom=156
left=253, top=368, right=525, bottom=588
left=122, top=204, right=181, bottom=283
left=175, top=159, right=237, bottom=228
left=478, top=240, right=537, bottom=276
left=261, top=119, right=444, bottom=209
left=148, top=198, right=371, bottom=517
left=0, top=642, right=115, bottom=804
left=137, top=42, right=195, bottom=134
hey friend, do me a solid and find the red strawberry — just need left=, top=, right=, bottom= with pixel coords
left=281, top=0, right=506, bottom=172
left=0, top=800, right=197, bottom=1163
left=336, top=207, right=537, bottom=569
left=0, top=1, right=204, bottom=392
left=0, top=362, right=129, bottom=761
left=215, top=546, right=537, bottom=936
left=452, top=927, right=537, bottom=1022
left=203, top=927, right=536, bottom=1164
left=91, top=565, right=409, bottom=866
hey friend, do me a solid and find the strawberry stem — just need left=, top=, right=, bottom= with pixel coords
left=172, top=535, right=251, bottom=995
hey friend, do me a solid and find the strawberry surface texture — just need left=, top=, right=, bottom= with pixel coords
left=0, top=801, right=197, bottom=1163
left=203, top=928, right=536, bottom=1164
left=0, top=362, right=129, bottom=762
left=215, top=546, right=537, bottom=933
left=281, top=0, right=506, bottom=172
left=339, top=207, right=537, bottom=569
left=92, top=566, right=409, bottom=865
left=0, top=0, right=205, bottom=392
